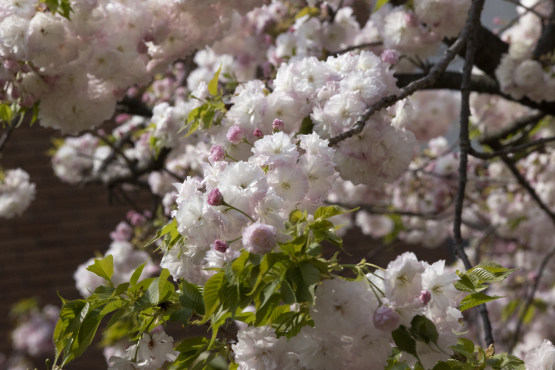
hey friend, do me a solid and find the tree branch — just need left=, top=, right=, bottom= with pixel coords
left=508, top=244, right=555, bottom=353
left=452, top=0, right=495, bottom=347
left=478, top=112, right=546, bottom=145
left=498, top=153, right=555, bottom=225
left=395, top=72, right=555, bottom=116
left=443, top=25, right=509, bottom=78
left=470, top=135, right=555, bottom=159
left=328, top=13, right=474, bottom=146
left=116, top=96, right=153, bottom=118
left=533, top=5, right=555, bottom=61
left=330, top=42, right=383, bottom=56
left=0, top=122, right=14, bottom=153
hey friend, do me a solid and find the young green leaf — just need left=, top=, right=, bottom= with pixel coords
left=208, top=64, right=222, bottom=96
left=459, top=293, right=503, bottom=312
left=86, top=255, right=114, bottom=282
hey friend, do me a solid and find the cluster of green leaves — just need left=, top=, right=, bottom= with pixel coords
left=450, top=338, right=524, bottom=370
left=0, top=102, right=39, bottom=128
left=40, top=0, right=73, bottom=20
left=182, top=66, right=227, bottom=138
left=455, top=262, right=516, bottom=312
left=52, top=255, right=180, bottom=367
left=50, top=206, right=354, bottom=369
left=388, top=314, right=441, bottom=369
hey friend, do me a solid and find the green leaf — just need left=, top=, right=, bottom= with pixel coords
left=231, top=250, right=250, bottom=280
left=392, top=325, right=418, bottom=359
left=432, top=362, right=451, bottom=370
left=297, top=116, right=314, bottom=135
left=280, top=280, right=296, bottom=304
left=93, top=285, right=115, bottom=299
left=300, top=262, right=321, bottom=287
left=306, top=243, right=322, bottom=256
left=410, top=315, right=439, bottom=345
left=314, top=205, right=355, bottom=221
left=130, top=261, right=147, bottom=286
left=146, top=268, right=172, bottom=305
left=295, top=6, right=319, bottom=19
left=459, top=293, right=502, bottom=312
left=180, top=281, right=205, bottom=314
left=373, top=0, right=391, bottom=12
left=208, top=64, right=222, bottom=96
left=86, top=255, right=114, bottom=282
left=169, top=308, right=193, bottom=325
left=289, top=209, right=304, bottom=225
left=203, top=273, right=225, bottom=320
left=254, top=294, right=281, bottom=326
left=0, top=104, right=12, bottom=124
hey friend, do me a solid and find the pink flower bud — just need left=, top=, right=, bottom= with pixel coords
left=127, top=210, right=146, bottom=226
left=226, top=125, right=244, bottom=144
left=373, top=305, right=400, bottom=332
left=381, top=49, right=399, bottom=65
left=272, top=118, right=285, bottom=130
left=404, top=13, right=419, bottom=27
left=262, top=61, right=273, bottom=78
left=419, top=290, right=432, bottom=306
left=20, top=95, right=35, bottom=108
left=212, top=240, right=229, bottom=253
left=207, top=188, right=223, bottom=206
left=242, top=222, right=277, bottom=255
left=253, top=128, right=264, bottom=138
left=115, top=114, right=131, bottom=124
left=209, top=145, right=225, bottom=162
left=110, top=221, right=133, bottom=241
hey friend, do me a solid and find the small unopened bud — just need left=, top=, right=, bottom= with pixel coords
left=373, top=305, right=400, bottom=332
left=212, top=240, right=229, bottom=253
left=127, top=210, right=146, bottom=226
left=253, top=128, right=264, bottom=138
left=226, top=125, right=244, bottom=144
left=209, top=145, right=225, bottom=162
left=20, top=95, right=35, bottom=108
left=242, top=222, right=277, bottom=255
left=419, top=290, right=432, bottom=306
left=272, top=118, right=285, bottom=130
left=207, top=188, right=224, bottom=206
left=381, top=49, right=399, bottom=65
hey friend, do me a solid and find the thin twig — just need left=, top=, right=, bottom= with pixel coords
left=162, top=167, right=185, bottom=182
left=479, top=112, right=546, bottom=145
left=452, top=0, right=495, bottom=347
left=0, top=123, right=14, bottom=153
left=470, top=136, right=555, bottom=159
left=328, top=10, right=475, bottom=146
left=508, top=244, right=555, bottom=353
left=499, top=154, right=555, bottom=225
left=330, top=42, right=383, bottom=56
left=502, top=0, right=549, bottom=20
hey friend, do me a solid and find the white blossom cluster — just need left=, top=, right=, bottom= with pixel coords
left=495, top=0, right=555, bottom=103
left=161, top=132, right=337, bottom=284
left=232, top=252, right=463, bottom=370
left=0, top=168, right=35, bottom=218
left=524, top=339, right=555, bottom=370
left=11, top=304, right=59, bottom=357
left=52, top=133, right=99, bottom=184
left=107, top=331, right=178, bottom=370
left=0, top=0, right=264, bottom=133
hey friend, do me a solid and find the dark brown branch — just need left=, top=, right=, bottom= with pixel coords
left=443, top=25, right=509, bottom=79
left=499, top=153, right=555, bottom=225
left=533, top=5, right=555, bottom=61
left=395, top=72, right=555, bottom=116
left=330, top=42, right=383, bottom=56
left=116, top=96, right=153, bottom=118
left=503, top=0, right=549, bottom=20
left=509, top=244, right=555, bottom=353
left=452, top=0, right=495, bottom=347
left=0, top=122, right=14, bottom=153
left=479, top=112, right=547, bottom=145
left=470, top=135, right=555, bottom=159
left=328, top=14, right=473, bottom=146
left=84, top=147, right=171, bottom=188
